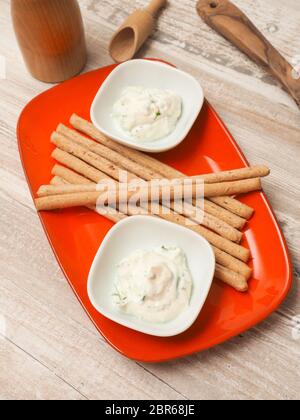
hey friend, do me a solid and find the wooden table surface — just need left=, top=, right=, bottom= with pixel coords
left=0, top=0, right=299, bottom=400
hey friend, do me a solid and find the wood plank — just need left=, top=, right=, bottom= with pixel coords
left=0, top=338, right=87, bottom=400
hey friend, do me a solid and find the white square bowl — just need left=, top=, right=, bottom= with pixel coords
left=87, top=216, right=215, bottom=337
left=90, top=60, right=204, bottom=153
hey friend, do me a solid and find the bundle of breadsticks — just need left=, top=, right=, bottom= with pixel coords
left=35, top=114, right=270, bottom=293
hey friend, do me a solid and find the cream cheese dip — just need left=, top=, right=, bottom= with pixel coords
left=113, top=246, right=193, bottom=323
left=112, top=86, right=182, bottom=142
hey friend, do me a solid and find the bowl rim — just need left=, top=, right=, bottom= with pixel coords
left=90, top=59, right=205, bottom=153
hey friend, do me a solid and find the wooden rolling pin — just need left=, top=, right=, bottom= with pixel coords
left=196, top=0, right=300, bottom=108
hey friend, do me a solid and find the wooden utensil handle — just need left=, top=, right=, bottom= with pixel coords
left=197, top=0, right=300, bottom=108
left=146, top=0, right=167, bottom=16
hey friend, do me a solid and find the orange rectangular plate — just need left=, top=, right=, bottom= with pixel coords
left=17, top=63, right=292, bottom=362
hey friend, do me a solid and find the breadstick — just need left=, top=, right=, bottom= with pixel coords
left=210, top=196, right=254, bottom=219
left=52, top=133, right=247, bottom=242
left=52, top=147, right=250, bottom=253
left=57, top=126, right=247, bottom=231
left=213, top=248, right=251, bottom=280
left=38, top=183, right=102, bottom=196
left=203, top=199, right=246, bottom=230
left=57, top=125, right=253, bottom=229
left=51, top=176, right=249, bottom=290
left=52, top=148, right=107, bottom=183
left=59, top=123, right=269, bottom=184
left=35, top=186, right=249, bottom=262
left=50, top=165, right=252, bottom=279
left=54, top=170, right=250, bottom=280
left=50, top=142, right=250, bottom=260
left=35, top=191, right=105, bottom=210
left=38, top=181, right=246, bottom=244
left=57, top=124, right=160, bottom=181
left=215, top=264, right=248, bottom=292
left=51, top=133, right=260, bottom=240
left=193, top=166, right=269, bottom=183
left=70, top=114, right=172, bottom=174
left=69, top=115, right=255, bottom=221
left=38, top=181, right=203, bottom=205
left=47, top=157, right=251, bottom=261
left=51, top=132, right=123, bottom=182
left=52, top=137, right=241, bottom=242
left=52, top=164, right=90, bottom=184
left=50, top=175, right=67, bottom=185
left=204, top=178, right=261, bottom=197
left=38, top=176, right=261, bottom=201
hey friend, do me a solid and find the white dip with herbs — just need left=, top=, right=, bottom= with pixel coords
left=112, top=86, right=182, bottom=142
left=113, top=246, right=193, bottom=323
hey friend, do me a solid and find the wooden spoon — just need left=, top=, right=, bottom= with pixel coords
left=109, top=0, right=167, bottom=63
left=197, top=0, right=300, bottom=108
